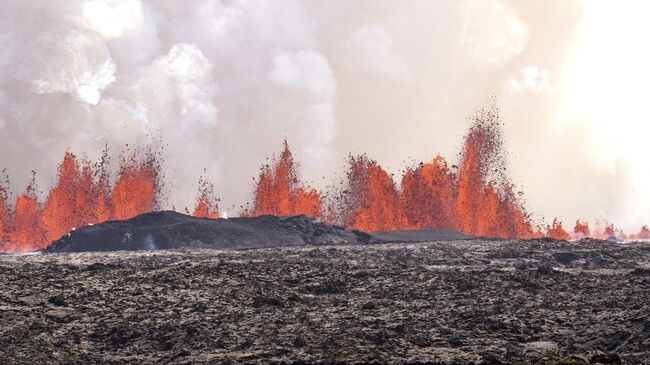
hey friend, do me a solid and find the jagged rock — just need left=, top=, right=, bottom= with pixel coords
left=554, top=252, right=579, bottom=266
left=628, top=268, right=650, bottom=276
left=44, top=211, right=471, bottom=253
left=46, top=211, right=377, bottom=252
left=1, top=239, right=647, bottom=364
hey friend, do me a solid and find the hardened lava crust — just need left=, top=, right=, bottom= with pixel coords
left=1, top=239, right=649, bottom=364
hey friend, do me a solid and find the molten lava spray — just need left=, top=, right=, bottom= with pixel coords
left=245, top=140, right=323, bottom=218
left=592, top=221, right=618, bottom=240
left=631, top=226, right=650, bottom=240
left=400, top=156, right=456, bottom=230
left=454, top=108, right=535, bottom=238
left=335, top=154, right=406, bottom=232
left=192, top=174, right=220, bottom=219
left=323, top=106, right=536, bottom=237
left=573, top=220, right=591, bottom=239
left=546, top=218, right=570, bottom=240
left=0, top=147, right=165, bottom=252
left=9, top=173, right=46, bottom=251
left=2, top=107, right=650, bottom=253
left=41, top=152, right=104, bottom=243
left=110, top=149, right=163, bottom=221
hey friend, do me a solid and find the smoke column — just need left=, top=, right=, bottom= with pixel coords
left=0, top=0, right=648, bottom=231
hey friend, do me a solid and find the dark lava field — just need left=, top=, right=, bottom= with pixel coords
left=1, top=239, right=649, bottom=364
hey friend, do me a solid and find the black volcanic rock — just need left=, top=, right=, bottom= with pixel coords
left=45, top=211, right=375, bottom=253
left=1, top=239, right=648, bottom=364
left=372, top=228, right=470, bottom=242
left=44, top=211, right=474, bottom=253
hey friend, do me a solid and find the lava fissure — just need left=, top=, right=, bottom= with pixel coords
left=0, top=148, right=164, bottom=252
left=1, top=109, right=648, bottom=253
left=242, top=139, right=323, bottom=219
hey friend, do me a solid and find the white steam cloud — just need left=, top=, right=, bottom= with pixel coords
left=0, top=0, right=648, bottom=232
left=506, top=65, right=555, bottom=96
left=344, top=24, right=413, bottom=84
left=31, top=30, right=116, bottom=105
left=83, top=0, right=143, bottom=39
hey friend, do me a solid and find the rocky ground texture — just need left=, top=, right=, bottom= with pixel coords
left=44, top=211, right=468, bottom=253
left=1, top=239, right=649, bottom=364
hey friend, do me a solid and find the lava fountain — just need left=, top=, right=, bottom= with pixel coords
left=0, top=147, right=165, bottom=252
left=243, top=139, right=323, bottom=219
left=1, top=107, right=649, bottom=253
left=192, top=174, right=220, bottom=219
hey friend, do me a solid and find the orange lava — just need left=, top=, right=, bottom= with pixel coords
left=400, top=156, right=455, bottom=230
left=244, top=140, right=323, bottom=218
left=9, top=173, right=46, bottom=251
left=630, top=225, right=650, bottom=240
left=573, top=220, right=590, bottom=239
left=1, top=108, right=649, bottom=252
left=494, top=185, right=538, bottom=239
left=192, top=175, right=220, bottom=219
left=327, top=108, right=535, bottom=237
left=546, top=218, right=570, bottom=240
left=336, top=154, right=405, bottom=232
left=41, top=152, right=103, bottom=243
left=0, top=147, right=163, bottom=252
left=592, top=222, right=616, bottom=240
left=453, top=110, right=535, bottom=238
left=110, top=152, right=161, bottom=221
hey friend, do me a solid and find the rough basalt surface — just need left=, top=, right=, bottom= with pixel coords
left=44, top=211, right=469, bottom=253
left=1, top=239, right=649, bottom=364
left=45, top=211, right=376, bottom=252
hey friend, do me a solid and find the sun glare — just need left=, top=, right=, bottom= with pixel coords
left=83, top=0, right=142, bottom=39
left=561, top=1, right=650, bottom=209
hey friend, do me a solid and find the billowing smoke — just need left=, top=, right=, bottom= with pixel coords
left=0, top=0, right=647, bottom=231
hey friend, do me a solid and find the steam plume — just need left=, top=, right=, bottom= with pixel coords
left=0, top=0, right=647, bottom=231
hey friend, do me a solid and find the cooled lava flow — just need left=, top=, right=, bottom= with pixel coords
left=1, top=108, right=649, bottom=253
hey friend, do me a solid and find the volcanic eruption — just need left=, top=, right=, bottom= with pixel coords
left=0, top=147, right=164, bottom=252
left=192, top=174, right=221, bottom=219
left=243, top=140, right=323, bottom=220
left=0, top=105, right=648, bottom=253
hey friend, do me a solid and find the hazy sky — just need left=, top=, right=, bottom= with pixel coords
left=0, top=0, right=649, bottom=231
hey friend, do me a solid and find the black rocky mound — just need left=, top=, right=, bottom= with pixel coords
left=45, top=211, right=472, bottom=253
left=46, top=211, right=379, bottom=253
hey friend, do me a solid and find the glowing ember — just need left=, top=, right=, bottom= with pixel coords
left=110, top=150, right=162, bottom=221
left=0, top=146, right=163, bottom=252
left=334, top=154, right=405, bottom=232
left=192, top=174, right=220, bottom=219
left=454, top=107, right=535, bottom=238
left=631, top=225, right=650, bottom=240
left=245, top=140, right=323, bottom=218
left=546, top=218, right=570, bottom=240
left=0, top=107, right=648, bottom=253
left=400, top=156, right=455, bottom=230
left=10, top=173, right=47, bottom=252
left=573, top=220, right=591, bottom=239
